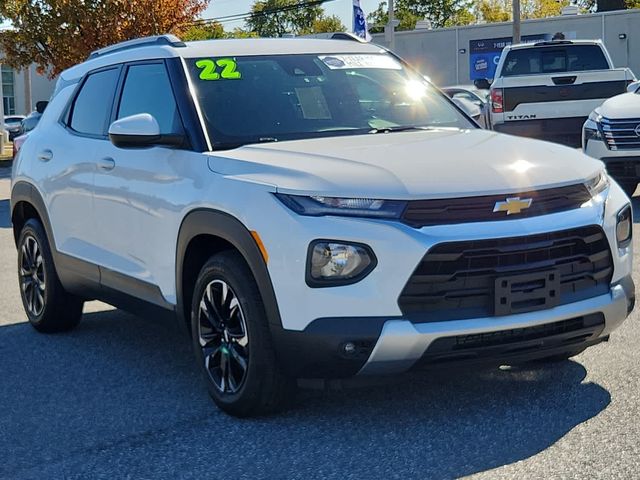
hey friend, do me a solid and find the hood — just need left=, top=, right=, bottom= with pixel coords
left=599, top=92, right=640, bottom=119
left=206, top=129, right=603, bottom=199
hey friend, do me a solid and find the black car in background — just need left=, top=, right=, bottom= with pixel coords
left=3, top=115, right=25, bottom=141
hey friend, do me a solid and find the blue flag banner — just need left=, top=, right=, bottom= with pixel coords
left=353, top=0, right=371, bottom=42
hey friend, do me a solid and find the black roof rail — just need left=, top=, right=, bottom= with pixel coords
left=300, top=32, right=367, bottom=42
left=88, top=34, right=186, bottom=59
left=330, top=32, right=367, bottom=43
left=532, top=40, right=575, bottom=47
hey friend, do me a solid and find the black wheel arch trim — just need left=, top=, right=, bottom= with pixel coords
left=11, top=181, right=101, bottom=288
left=176, top=208, right=284, bottom=329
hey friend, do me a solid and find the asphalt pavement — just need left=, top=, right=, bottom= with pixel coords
left=1, top=166, right=639, bottom=479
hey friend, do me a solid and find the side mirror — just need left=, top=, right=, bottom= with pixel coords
left=627, top=80, right=640, bottom=93
left=35, top=101, right=48, bottom=114
left=452, top=97, right=482, bottom=120
left=474, top=78, right=491, bottom=90
left=108, top=113, right=183, bottom=148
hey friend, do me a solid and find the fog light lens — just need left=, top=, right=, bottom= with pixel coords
left=616, top=205, right=632, bottom=247
left=307, top=241, right=376, bottom=287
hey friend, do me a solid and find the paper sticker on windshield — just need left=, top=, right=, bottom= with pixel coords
left=195, top=58, right=242, bottom=80
left=319, top=54, right=402, bottom=70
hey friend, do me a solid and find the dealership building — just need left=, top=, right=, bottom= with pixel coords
left=372, top=8, right=640, bottom=86
left=1, top=64, right=54, bottom=117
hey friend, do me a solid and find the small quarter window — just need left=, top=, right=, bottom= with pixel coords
left=69, top=68, right=119, bottom=136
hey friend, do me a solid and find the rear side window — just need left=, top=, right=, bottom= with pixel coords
left=502, top=45, right=609, bottom=77
left=117, top=63, right=183, bottom=135
left=69, top=68, right=119, bottom=136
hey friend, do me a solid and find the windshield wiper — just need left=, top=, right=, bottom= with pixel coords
left=368, top=126, right=435, bottom=134
left=212, top=137, right=278, bottom=151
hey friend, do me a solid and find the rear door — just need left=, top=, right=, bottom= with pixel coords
left=43, top=66, right=120, bottom=273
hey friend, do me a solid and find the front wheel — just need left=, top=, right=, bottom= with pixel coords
left=191, top=251, right=295, bottom=417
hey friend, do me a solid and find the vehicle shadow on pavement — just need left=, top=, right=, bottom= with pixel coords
left=0, top=310, right=610, bottom=479
left=0, top=200, right=11, bottom=228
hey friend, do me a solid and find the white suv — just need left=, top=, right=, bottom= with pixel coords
left=583, top=81, right=640, bottom=196
left=11, top=35, right=635, bottom=417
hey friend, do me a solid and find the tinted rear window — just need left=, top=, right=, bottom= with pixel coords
left=69, top=68, right=119, bottom=136
left=502, top=45, right=609, bottom=77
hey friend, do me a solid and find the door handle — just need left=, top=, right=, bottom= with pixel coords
left=97, top=157, right=116, bottom=171
left=37, top=149, right=53, bottom=162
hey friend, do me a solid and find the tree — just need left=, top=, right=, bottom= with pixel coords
left=368, top=0, right=474, bottom=31
left=227, top=28, right=260, bottom=39
left=247, top=0, right=341, bottom=37
left=478, top=0, right=511, bottom=22
left=310, top=14, right=346, bottom=33
left=0, top=0, right=210, bottom=78
left=367, top=2, right=420, bottom=32
left=521, top=0, right=570, bottom=18
left=182, top=21, right=225, bottom=41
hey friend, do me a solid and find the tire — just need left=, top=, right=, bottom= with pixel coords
left=191, top=250, right=295, bottom=417
left=17, top=218, right=84, bottom=333
left=620, top=181, right=637, bottom=197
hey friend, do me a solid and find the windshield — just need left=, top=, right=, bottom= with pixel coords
left=186, top=53, right=474, bottom=149
left=502, top=45, right=609, bottom=77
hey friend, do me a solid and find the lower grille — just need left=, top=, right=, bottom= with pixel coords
left=415, top=313, right=605, bottom=366
left=398, top=226, right=613, bottom=321
left=602, top=157, right=640, bottom=181
left=601, top=117, right=640, bottom=151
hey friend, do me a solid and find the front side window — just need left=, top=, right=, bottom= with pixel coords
left=117, top=63, right=183, bottom=135
left=69, top=68, right=119, bottom=136
left=186, top=53, right=474, bottom=150
left=503, top=45, right=610, bottom=77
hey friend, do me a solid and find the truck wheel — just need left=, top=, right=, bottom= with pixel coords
left=620, top=181, right=637, bottom=197
left=191, top=250, right=295, bottom=417
left=17, top=219, right=84, bottom=333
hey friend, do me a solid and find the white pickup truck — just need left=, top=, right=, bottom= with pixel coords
left=479, top=40, right=636, bottom=147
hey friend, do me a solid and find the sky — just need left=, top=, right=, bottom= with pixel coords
left=0, top=0, right=381, bottom=32
left=203, top=0, right=380, bottom=31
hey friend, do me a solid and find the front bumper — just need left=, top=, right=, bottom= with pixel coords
left=360, top=276, right=633, bottom=375
left=584, top=138, right=640, bottom=183
left=273, top=276, right=634, bottom=378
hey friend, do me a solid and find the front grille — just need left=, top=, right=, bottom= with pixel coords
left=601, top=117, right=640, bottom=151
left=415, top=313, right=605, bottom=367
left=401, top=183, right=591, bottom=228
left=602, top=157, right=640, bottom=181
left=398, top=226, right=613, bottom=321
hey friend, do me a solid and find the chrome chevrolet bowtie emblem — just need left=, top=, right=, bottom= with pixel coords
left=493, top=197, right=533, bottom=215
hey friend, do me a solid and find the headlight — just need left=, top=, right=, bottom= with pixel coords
left=583, top=110, right=603, bottom=147
left=584, top=171, right=609, bottom=197
left=276, top=194, right=407, bottom=219
left=307, top=241, right=376, bottom=287
left=588, top=110, right=602, bottom=124
left=616, top=205, right=632, bottom=247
